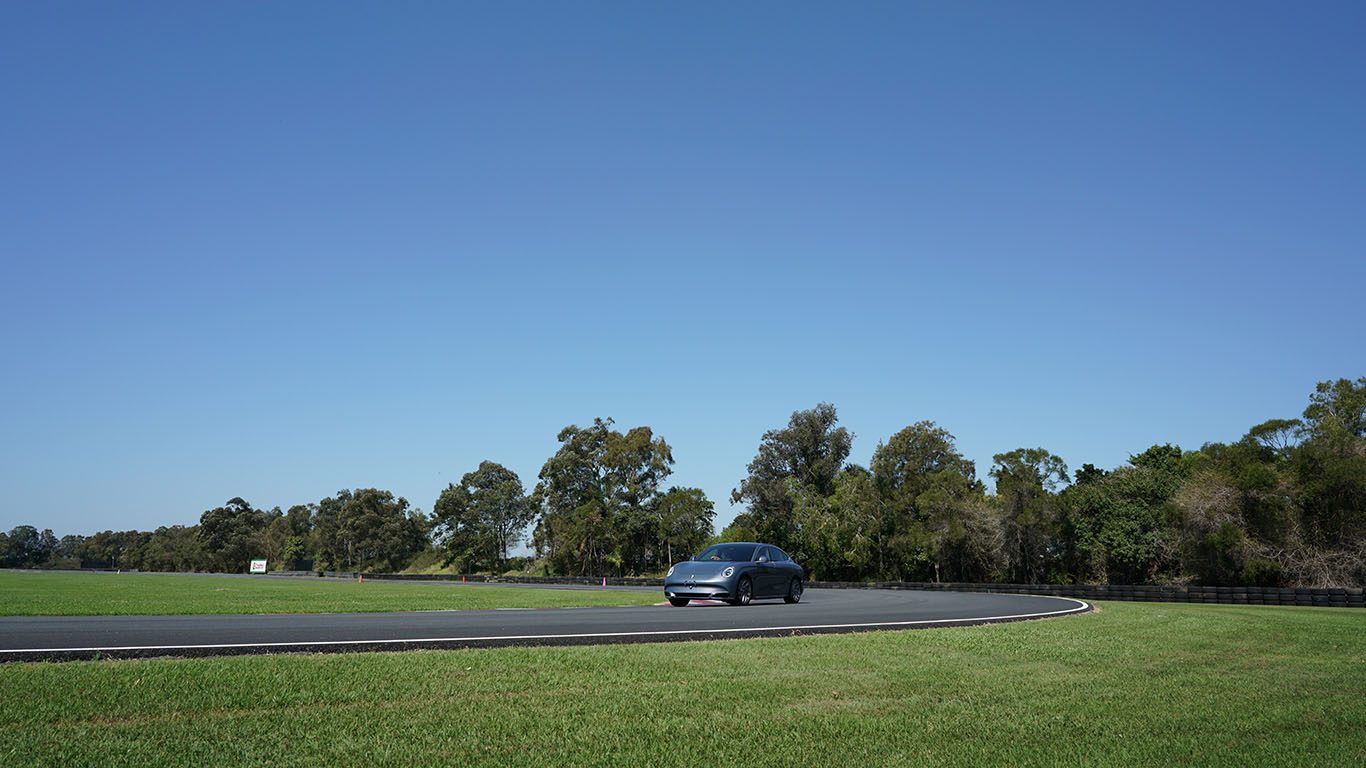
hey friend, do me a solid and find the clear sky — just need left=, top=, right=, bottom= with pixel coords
left=2, top=2, right=1363, bottom=537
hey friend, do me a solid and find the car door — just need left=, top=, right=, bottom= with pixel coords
left=754, top=546, right=780, bottom=596
left=767, top=547, right=795, bottom=593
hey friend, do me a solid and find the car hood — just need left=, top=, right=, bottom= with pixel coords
left=670, top=561, right=739, bottom=579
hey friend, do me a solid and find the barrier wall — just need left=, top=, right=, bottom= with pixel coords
left=813, top=580, right=1365, bottom=608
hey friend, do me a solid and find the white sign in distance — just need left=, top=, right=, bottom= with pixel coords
left=249, top=559, right=268, bottom=574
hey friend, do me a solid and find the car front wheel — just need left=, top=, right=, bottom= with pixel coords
left=784, top=577, right=803, bottom=604
left=732, top=576, right=753, bottom=606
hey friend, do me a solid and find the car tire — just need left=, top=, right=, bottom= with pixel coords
left=668, top=597, right=689, bottom=607
left=732, top=576, right=753, bottom=606
left=784, top=577, right=803, bottom=604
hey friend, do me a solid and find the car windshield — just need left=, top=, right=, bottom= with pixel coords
left=695, top=544, right=757, bottom=562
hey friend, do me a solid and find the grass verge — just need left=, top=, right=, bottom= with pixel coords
left=0, top=570, right=659, bottom=615
left=1, top=602, right=1361, bottom=766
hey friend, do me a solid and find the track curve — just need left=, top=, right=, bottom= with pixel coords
left=0, top=587, right=1089, bottom=662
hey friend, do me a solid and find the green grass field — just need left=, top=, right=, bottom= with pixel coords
left=0, top=571, right=660, bottom=615
left=1, top=602, right=1361, bottom=767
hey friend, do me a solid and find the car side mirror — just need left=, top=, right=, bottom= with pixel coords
left=757, top=555, right=769, bottom=563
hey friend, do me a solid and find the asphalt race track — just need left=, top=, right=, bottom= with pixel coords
left=0, top=587, right=1090, bottom=662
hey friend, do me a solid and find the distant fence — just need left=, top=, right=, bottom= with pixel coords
left=314, top=571, right=1364, bottom=608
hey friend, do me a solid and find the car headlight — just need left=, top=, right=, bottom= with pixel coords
left=667, top=565, right=674, bottom=577
left=722, top=567, right=734, bottom=578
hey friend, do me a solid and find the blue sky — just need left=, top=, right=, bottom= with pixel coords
left=2, top=2, right=1363, bottom=536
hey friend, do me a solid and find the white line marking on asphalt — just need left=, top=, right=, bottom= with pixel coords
left=0, top=598, right=1090, bottom=655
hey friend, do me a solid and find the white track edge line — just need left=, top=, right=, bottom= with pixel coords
left=0, top=598, right=1090, bottom=654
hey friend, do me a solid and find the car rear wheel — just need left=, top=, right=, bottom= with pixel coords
left=668, top=597, right=689, bottom=607
left=732, top=576, right=753, bottom=606
left=784, top=577, right=803, bottom=604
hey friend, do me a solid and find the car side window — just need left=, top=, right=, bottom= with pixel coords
left=770, top=547, right=788, bottom=561
left=757, top=546, right=772, bottom=562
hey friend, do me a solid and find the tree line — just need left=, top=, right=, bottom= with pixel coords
left=3, top=378, right=1361, bottom=588
left=2, top=416, right=717, bottom=579
left=724, top=378, right=1364, bottom=588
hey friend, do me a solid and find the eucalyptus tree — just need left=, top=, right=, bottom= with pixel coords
left=1, top=525, right=56, bottom=568
left=1294, top=377, right=1366, bottom=552
left=990, top=448, right=1069, bottom=583
left=197, top=498, right=276, bottom=572
left=732, top=403, right=852, bottom=554
left=533, top=418, right=674, bottom=575
left=653, top=486, right=716, bottom=566
left=314, top=488, right=428, bottom=572
left=140, top=525, right=206, bottom=572
left=433, top=461, right=535, bottom=573
left=791, top=466, right=882, bottom=581
left=871, top=421, right=982, bottom=580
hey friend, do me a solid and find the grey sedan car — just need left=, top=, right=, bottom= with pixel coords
left=663, top=542, right=804, bottom=606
